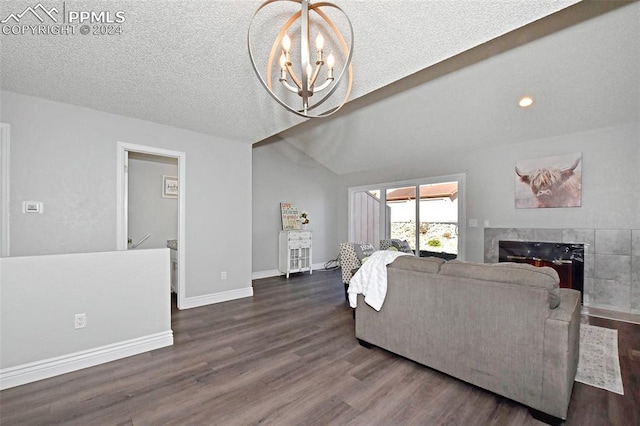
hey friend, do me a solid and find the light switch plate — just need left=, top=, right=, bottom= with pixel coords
left=23, top=201, right=43, bottom=214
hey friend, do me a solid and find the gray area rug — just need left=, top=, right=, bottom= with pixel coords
left=575, top=324, right=624, bottom=395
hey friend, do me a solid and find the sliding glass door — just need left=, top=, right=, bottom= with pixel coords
left=349, top=175, right=465, bottom=258
left=417, top=182, right=458, bottom=257
left=386, top=186, right=417, bottom=252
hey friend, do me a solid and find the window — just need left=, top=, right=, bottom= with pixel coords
left=349, top=174, right=465, bottom=259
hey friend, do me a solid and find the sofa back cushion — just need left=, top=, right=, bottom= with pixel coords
left=439, top=261, right=560, bottom=309
left=389, top=256, right=445, bottom=274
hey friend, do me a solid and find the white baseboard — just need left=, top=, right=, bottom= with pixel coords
left=0, top=330, right=173, bottom=390
left=312, top=261, right=330, bottom=271
left=182, top=286, right=254, bottom=309
left=252, top=262, right=332, bottom=280
left=252, top=269, right=281, bottom=280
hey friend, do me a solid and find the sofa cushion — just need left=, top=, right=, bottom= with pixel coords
left=389, top=256, right=444, bottom=274
left=440, top=261, right=560, bottom=309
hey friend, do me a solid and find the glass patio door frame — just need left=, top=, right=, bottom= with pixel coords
left=348, top=173, right=466, bottom=260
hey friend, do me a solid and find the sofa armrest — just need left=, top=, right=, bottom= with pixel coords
left=540, top=289, right=581, bottom=420
left=339, top=243, right=361, bottom=285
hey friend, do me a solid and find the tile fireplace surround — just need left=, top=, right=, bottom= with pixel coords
left=485, top=228, right=640, bottom=315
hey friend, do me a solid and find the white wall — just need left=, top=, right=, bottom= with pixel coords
left=0, top=249, right=173, bottom=389
left=338, top=123, right=639, bottom=263
left=252, top=140, right=340, bottom=275
left=128, top=154, right=178, bottom=250
left=1, top=91, right=253, bottom=301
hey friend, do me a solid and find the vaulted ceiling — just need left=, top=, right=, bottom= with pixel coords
left=277, top=1, right=640, bottom=175
left=1, top=1, right=583, bottom=140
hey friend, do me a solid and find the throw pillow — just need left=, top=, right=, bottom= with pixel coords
left=354, top=243, right=375, bottom=260
left=391, top=240, right=413, bottom=254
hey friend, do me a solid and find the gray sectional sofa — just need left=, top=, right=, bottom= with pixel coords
left=355, top=256, right=581, bottom=421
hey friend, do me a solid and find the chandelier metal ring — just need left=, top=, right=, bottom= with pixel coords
left=248, top=0, right=354, bottom=118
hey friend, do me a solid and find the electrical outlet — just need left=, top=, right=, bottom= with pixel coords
left=74, top=313, right=87, bottom=329
left=220, top=271, right=227, bottom=280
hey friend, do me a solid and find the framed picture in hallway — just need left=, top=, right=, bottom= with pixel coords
left=162, top=175, right=178, bottom=198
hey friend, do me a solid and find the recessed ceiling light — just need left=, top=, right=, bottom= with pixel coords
left=519, top=96, right=534, bottom=108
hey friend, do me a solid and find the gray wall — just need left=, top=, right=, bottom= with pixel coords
left=252, top=122, right=638, bottom=281
left=1, top=91, right=252, bottom=299
left=1, top=249, right=172, bottom=388
left=336, top=122, right=639, bottom=263
left=128, top=154, right=178, bottom=250
left=266, top=1, right=639, bottom=281
left=252, top=140, right=340, bottom=274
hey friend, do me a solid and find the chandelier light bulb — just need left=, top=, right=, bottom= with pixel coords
left=316, top=34, right=324, bottom=50
left=282, top=33, right=291, bottom=52
left=326, top=53, right=335, bottom=68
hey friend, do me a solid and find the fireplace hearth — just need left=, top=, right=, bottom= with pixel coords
left=499, top=240, right=584, bottom=301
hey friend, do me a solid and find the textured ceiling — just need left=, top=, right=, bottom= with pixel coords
left=0, top=0, right=581, bottom=144
left=277, top=1, right=640, bottom=175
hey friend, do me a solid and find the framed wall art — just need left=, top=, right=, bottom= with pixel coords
left=515, top=152, right=582, bottom=209
left=162, top=175, right=178, bottom=198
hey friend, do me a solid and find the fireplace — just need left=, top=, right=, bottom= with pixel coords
left=499, top=241, right=584, bottom=301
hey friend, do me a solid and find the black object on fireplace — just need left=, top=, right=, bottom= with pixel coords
left=499, top=241, right=584, bottom=302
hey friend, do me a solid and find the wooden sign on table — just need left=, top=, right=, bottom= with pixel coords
left=280, top=202, right=301, bottom=230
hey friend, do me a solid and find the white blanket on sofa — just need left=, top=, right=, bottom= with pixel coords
left=348, top=250, right=411, bottom=311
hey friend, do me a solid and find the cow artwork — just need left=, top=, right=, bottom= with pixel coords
left=515, top=153, right=582, bottom=208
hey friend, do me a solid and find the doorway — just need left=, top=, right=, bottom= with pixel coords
left=116, top=142, right=187, bottom=309
left=1, top=123, right=9, bottom=257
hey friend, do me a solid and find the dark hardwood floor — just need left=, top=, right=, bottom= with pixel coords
left=1, top=269, right=638, bottom=425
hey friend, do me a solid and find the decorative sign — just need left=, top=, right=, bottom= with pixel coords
left=280, top=202, right=301, bottom=230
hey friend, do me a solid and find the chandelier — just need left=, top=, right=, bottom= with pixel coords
left=248, top=0, right=354, bottom=118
